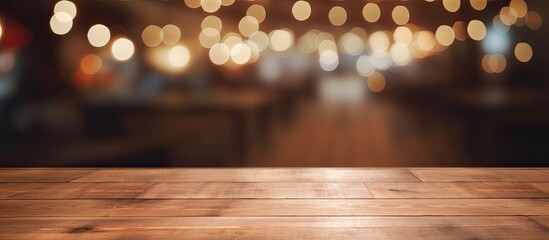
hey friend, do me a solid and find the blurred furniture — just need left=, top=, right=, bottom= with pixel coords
left=82, top=88, right=278, bottom=165
left=444, top=88, right=549, bottom=166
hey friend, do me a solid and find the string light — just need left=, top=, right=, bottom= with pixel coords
left=46, top=0, right=542, bottom=78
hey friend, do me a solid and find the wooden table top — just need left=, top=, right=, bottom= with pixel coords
left=1, top=168, right=548, bottom=239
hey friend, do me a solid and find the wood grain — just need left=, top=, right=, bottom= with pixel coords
left=0, top=183, right=153, bottom=199
left=72, top=168, right=419, bottom=182
left=530, top=216, right=549, bottom=228
left=138, top=182, right=372, bottom=199
left=0, top=217, right=547, bottom=240
left=0, top=169, right=95, bottom=183
left=1, top=199, right=548, bottom=217
left=410, top=168, right=549, bottom=182
left=526, top=182, right=549, bottom=194
left=1, top=168, right=548, bottom=239
left=365, top=182, right=548, bottom=198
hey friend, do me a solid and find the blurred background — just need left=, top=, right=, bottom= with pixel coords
left=0, top=0, right=548, bottom=167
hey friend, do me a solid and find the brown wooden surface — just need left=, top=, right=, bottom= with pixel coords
left=0, top=168, right=548, bottom=239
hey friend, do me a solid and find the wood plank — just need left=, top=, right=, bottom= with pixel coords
left=0, top=217, right=546, bottom=240
left=530, top=216, right=549, bottom=228
left=72, top=168, right=419, bottom=182
left=365, top=182, right=548, bottom=198
left=526, top=182, right=549, bottom=194
left=1, top=199, right=548, bottom=217
left=0, top=183, right=154, bottom=199
left=410, top=169, right=549, bottom=181
left=137, top=182, right=372, bottom=199
left=0, top=169, right=95, bottom=183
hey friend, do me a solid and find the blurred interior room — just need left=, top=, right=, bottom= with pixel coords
left=0, top=0, right=548, bottom=168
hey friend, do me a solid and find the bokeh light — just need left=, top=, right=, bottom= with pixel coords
left=201, top=15, right=222, bottom=32
left=482, top=54, right=507, bottom=73
left=87, top=24, right=110, bottom=48
left=111, top=38, right=135, bottom=61
left=319, top=50, right=339, bottom=71
left=370, top=50, right=392, bottom=70
left=80, top=54, right=102, bottom=75
left=392, top=6, right=410, bottom=26
left=209, top=43, right=231, bottom=65
left=201, top=0, right=221, bottom=13
left=168, top=45, right=191, bottom=68
left=199, top=27, right=221, bottom=48
left=221, top=0, right=235, bottom=7
left=435, top=25, right=455, bottom=47
left=230, top=43, right=251, bottom=65
left=453, top=21, right=467, bottom=41
left=329, top=6, right=347, bottom=26
left=362, top=3, right=381, bottom=23
left=54, top=1, right=77, bottom=19
left=142, top=25, right=163, bottom=47
left=222, top=33, right=242, bottom=49
left=443, top=0, right=461, bottom=13
left=292, top=1, right=311, bottom=21
left=390, top=44, right=412, bottom=66
left=367, top=72, right=386, bottom=93
left=470, top=0, right=487, bottom=11
left=510, top=0, right=528, bottom=18
left=247, top=4, right=266, bottom=24
left=162, top=24, right=181, bottom=45
left=515, top=42, right=533, bottom=62
left=184, top=0, right=201, bottom=9
left=394, top=26, right=413, bottom=46
left=369, top=31, right=390, bottom=52
left=269, top=29, right=293, bottom=52
left=238, top=16, right=259, bottom=37
left=50, top=12, right=73, bottom=35
left=339, top=32, right=364, bottom=56
left=526, top=11, right=542, bottom=30
left=467, top=20, right=486, bottom=41
left=249, top=31, right=269, bottom=52
left=356, top=55, right=375, bottom=77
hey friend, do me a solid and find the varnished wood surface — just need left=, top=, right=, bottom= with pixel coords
left=0, top=168, right=548, bottom=239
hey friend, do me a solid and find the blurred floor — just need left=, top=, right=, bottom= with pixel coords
left=246, top=96, right=470, bottom=167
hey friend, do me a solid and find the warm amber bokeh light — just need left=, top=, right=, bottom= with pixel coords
left=209, top=43, right=230, bottom=65
left=80, top=54, right=102, bottom=75
left=87, top=24, right=110, bottom=48
left=367, top=72, right=386, bottom=92
left=436, top=25, right=455, bottom=46
left=269, top=29, right=293, bottom=52
left=201, top=15, right=222, bottom=32
left=142, top=25, right=163, bottom=47
left=111, top=38, right=135, bottom=61
left=238, top=16, right=259, bottom=37
left=362, top=3, right=381, bottom=23
left=292, top=1, right=311, bottom=22
left=247, top=4, right=266, bottom=24
left=392, top=6, right=410, bottom=26
left=515, top=42, right=533, bottom=63
left=394, top=26, right=413, bottom=46
left=482, top=54, right=507, bottom=73
left=443, top=0, right=460, bottom=13
left=162, top=25, right=181, bottom=45
left=470, top=0, right=487, bottom=11
left=467, top=20, right=486, bottom=41
left=328, top=6, right=347, bottom=26
left=168, top=45, right=191, bottom=68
